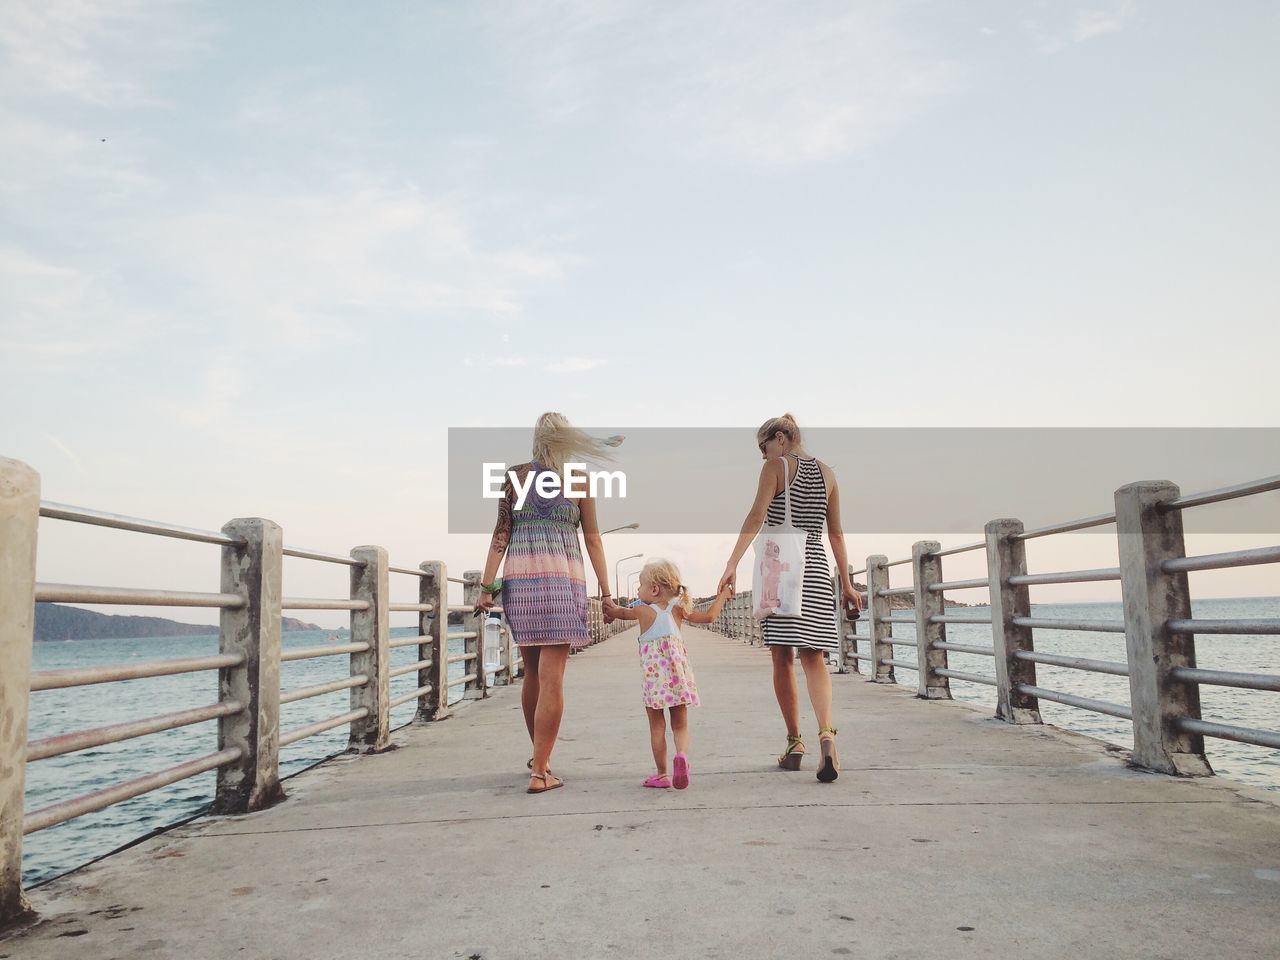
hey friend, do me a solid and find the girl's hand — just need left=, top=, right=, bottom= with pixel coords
left=718, top=581, right=734, bottom=600
left=474, top=592, right=495, bottom=614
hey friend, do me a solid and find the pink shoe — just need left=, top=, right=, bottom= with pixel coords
left=643, top=774, right=671, bottom=788
left=672, top=753, right=690, bottom=790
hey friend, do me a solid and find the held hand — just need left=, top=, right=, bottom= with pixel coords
left=474, top=592, right=495, bottom=614
left=718, top=565, right=736, bottom=595
left=718, top=581, right=734, bottom=600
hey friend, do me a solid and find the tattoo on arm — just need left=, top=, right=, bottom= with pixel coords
left=490, top=476, right=515, bottom=555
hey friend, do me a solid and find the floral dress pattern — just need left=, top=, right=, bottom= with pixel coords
left=637, top=599, right=700, bottom=709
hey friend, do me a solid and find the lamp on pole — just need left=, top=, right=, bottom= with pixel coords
left=601, top=522, right=639, bottom=535
left=616, top=553, right=643, bottom=599
left=627, top=570, right=641, bottom=600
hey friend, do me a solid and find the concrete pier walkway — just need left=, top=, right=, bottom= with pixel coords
left=7, top=626, right=1279, bottom=959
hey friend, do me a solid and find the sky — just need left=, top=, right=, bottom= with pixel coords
left=2, top=1, right=1277, bottom=627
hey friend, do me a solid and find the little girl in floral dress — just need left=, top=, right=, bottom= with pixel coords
left=603, top=559, right=731, bottom=789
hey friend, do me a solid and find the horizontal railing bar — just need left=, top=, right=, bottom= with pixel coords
left=929, top=615, right=994, bottom=626
left=1161, top=474, right=1280, bottom=512
left=388, top=635, right=430, bottom=649
left=281, top=546, right=364, bottom=567
left=447, top=577, right=467, bottom=584
left=1162, top=545, right=1280, bottom=574
left=1015, top=684, right=1132, bottom=720
left=1167, top=618, right=1280, bottom=635
left=881, top=616, right=917, bottom=624
left=27, top=700, right=244, bottom=762
left=447, top=605, right=478, bottom=613
left=388, top=685, right=432, bottom=709
left=388, top=603, right=436, bottom=613
left=31, top=653, right=245, bottom=691
left=887, top=639, right=918, bottom=648
left=38, top=501, right=243, bottom=546
left=1014, top=512, right=1117, bottom=541
left=849, top=567, right=868, bottom=577
left=928, top=578, right=989, bottom=592
left=280, top=675, right=369, bottom=705
left=880, top=558, right=912, bottom=568
left=1169, top=666, right=1280, bottom=692
left=281, top=642, right=370, bottom=662
left=877, top=587, right=915, bottom=598
left=846, top=652, right=874, bottom=661
left=34, top=582, right=244, bottom=608
left=1176, top=717, right=1280, bottom=750
left=935, top=668, right=997, bottom=686
left=447, top=673, right=479, bottom=687
left=389, top=566, right=429, bottom=577
left=933, top=541, right=986, bottom=558
left=844, top=633, right=871, bottom=641
left=456, top=630, right=479, bottom=640
left=447, top=652, right=476, bottom=664
left=934, top=642, right=995, bottom=656
left=882, top=658, right=918, bottom=671
left=1014, top=650, right=1129, bottom=676
left=280, top=708, right=369, bottom=747
left=389, top=659, right=432, bottom=679
left=23, top=747, right=243, bottom=835
left=1012, top=617, right=1127, bottom=633
left=280, top=597, right=371, bottom=611
left=1008, top=568, right=1121, bottom=586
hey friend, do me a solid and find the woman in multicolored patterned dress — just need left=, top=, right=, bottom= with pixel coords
left=474, top=412, right=618, bottom=794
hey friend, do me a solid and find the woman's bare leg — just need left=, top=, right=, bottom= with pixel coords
left=798, top=648, right=835, bottom=734
left=646, top=707, right=668, bottom=774
left=669, top=704, right=689, bottom=756
left=770, top=645, right=802, bottom=749
left=520, top=645, right=540, bottom=744
left=529, top=644, right=569, bottom=787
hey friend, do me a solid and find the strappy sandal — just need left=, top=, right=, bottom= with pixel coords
left=527, top=758, right=552, bottom=776
left=527, top=772, right=563, bottom=794
left=778, top=735, right=805, bottom=770
left=817, top=726, right=840, bottom=783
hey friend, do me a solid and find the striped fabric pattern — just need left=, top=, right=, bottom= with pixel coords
left=760, top=457, right=839, bottom=651
left=502, top=461, right=591, bottom=648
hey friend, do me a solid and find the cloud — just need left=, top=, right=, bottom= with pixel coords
left=485, top=0, right=963, bottom=172
left=1023, top=2, right=1135, bottom=55
left=545, top=356, right=603, bottom=373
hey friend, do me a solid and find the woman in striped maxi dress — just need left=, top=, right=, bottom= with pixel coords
left=475, top=413, right=618, bottom=794
left=718, top=414, right=862, bottom=782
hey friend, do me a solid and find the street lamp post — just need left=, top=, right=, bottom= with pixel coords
left=627, top=570, right=641, bottom=600
left=601, top=522, right=640, bottom=536
left=615, top=553, right=643, bottom=599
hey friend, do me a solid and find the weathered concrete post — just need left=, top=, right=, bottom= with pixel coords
left=866, top=555, right=895, bottom=684
left=417, top=561, right=450, bottom=722
left=985, top=519, right=1041, bottom=724
left=462, top=570, right=488, bottom=700
left=213, top=518, right=285, bottom=814
left=912, top=541, right=951, bottom=700
left=348, top=546, right=389, bottom=752
left=0, top=458, right=39, bottom=926
left=1115, top=481, right=1212, bottom=776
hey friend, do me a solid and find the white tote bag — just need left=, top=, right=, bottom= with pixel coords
left=752, top=457, right=807, bottom=619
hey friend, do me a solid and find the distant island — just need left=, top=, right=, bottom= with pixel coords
left=34, top=603, right=321, bottom=642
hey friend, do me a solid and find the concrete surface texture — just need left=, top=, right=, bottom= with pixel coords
left=5, top=625, right=1279, bottom=960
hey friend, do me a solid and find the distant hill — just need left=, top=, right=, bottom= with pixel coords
left=33, top=603, right=321, bottom=642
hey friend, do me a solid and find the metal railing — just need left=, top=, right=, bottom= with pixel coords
left=696, top=471, right=1280, bottom=776
left=0, top=456, right=625, bottom=923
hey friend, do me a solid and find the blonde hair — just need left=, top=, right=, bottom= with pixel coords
left=756, top=412, right=807, bottom=456
left=641, top=558, right=692, bottom=613
left=531, top=411, right=624, bottom=474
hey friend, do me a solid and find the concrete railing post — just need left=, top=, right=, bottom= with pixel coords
left=462, top=570, right=488, bottom=699
left=348, top=546, right=389, bottom=752
left=866, top=555, right=895, bottom=684
left=986, top=519, right=1041, bottom=723
left=0, top=458, right=39, bottom=926
left=213, top=518, right=285, bottom=814
left=1115, top=481, right=1212, bottom=776
left=417, top=561, right=449, bottom=721
left=912, top=541, right=951, bottom=700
